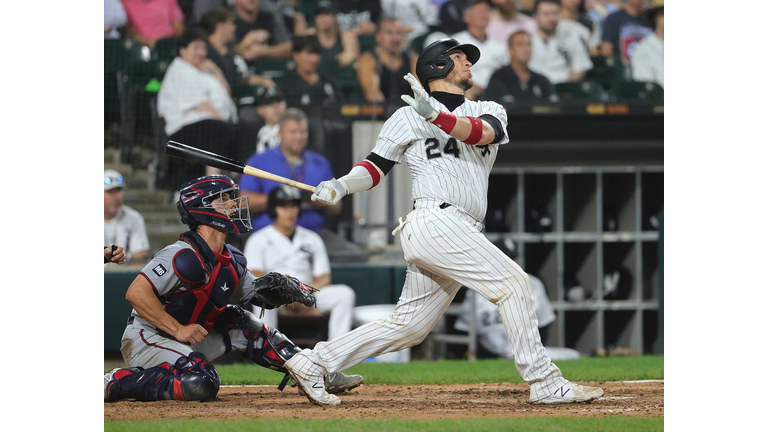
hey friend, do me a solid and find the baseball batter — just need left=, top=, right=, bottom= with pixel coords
left=284, top=38, right=604, bottom=406
left=104, top=175, right=361, bottom=402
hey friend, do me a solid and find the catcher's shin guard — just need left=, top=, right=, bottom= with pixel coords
left=104, top=352, right=220, bottom=402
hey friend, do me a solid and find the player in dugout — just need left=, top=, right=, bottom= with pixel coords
left=104, top=174, right=362, bottom=402
left=283, top=38, right=605, bottom=406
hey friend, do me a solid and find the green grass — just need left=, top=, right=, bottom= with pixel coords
left=215, top=355, right=663, bottom=386
left=105, top=417, right=663, bottom=432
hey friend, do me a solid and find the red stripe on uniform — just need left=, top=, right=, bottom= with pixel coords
left=354, top=160, right=381, bottom=189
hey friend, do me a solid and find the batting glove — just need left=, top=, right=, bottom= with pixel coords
left=311, top=178, right=349, bottom=205
left=401, top=73, right=439, bottom=122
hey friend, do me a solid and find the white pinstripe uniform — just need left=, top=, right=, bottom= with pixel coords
left=297, top=96, right=569, bottom=401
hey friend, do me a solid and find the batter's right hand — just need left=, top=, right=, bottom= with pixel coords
left=311, top=178, right=348, bottom=205
left=175, top=324, right=208, bottom=345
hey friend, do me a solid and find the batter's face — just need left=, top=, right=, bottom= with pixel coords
left=279, top=119, right=309, bottom=157
left=443, top=50, right=474, bottom=91
left=274, top=201, right=300, bottom=228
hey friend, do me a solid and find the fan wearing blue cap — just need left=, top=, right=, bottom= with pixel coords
left=104, top=169, right=149, bottom=265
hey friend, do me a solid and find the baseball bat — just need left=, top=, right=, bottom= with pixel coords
left=165, top=141, right=320, bottom=195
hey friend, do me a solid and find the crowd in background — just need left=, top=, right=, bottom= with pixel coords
left=104, top=0, right=664, bottom=234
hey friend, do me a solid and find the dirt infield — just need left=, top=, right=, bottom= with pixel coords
left=104, top=381, right=663, bottom=421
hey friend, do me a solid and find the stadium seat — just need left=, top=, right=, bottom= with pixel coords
left=318, top=58, right=364, bottom=101
left=105, top=38, right=151, bottom=125
left=410, top=34, right=428, bottom=53
left=613, top=81, right=664, bottom=102
left=117, top=59, right=170, bottom=161
left=358, top=35, right=376, bottom=53
left=152, top=37, right=180, bottom=62
left=585, top=55, right=631, bottom=91
left=251, top=58, right=292, bottom=83
left=553, top=81, right=609, bottom=102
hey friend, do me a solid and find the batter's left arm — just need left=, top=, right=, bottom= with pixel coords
left=400, top=73, right=505, bottom=146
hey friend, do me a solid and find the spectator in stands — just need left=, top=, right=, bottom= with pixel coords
left=437, top=0, right=472, bottom=35
left=201, top=7, right=276, bottom=90
left=157, top=28, right=251, bottom=190
left=487, top=0, right=538, bottom=45
left=559, top=0, right=601, bottom=56
left=311, top=1, right=360, bottom=68
left=336, top=0, right=382, bottom=36
left=599, top=0, right=651, bottom=64
left=631, top=0, right=662, bottom=87
left=528, top=0, right=592, bottom=84
left=451, top=0, right=509, bottom=100
left=267, top=0, right=311, bottom=36
left=382, top=0, right=440, bottom=43
left=233, top=0, right=293, bottom=61
left=280, top=35, right=342, bottom=108
left=120, top=0, right=186, bottom=48
left=254, top=86, right=287, bottom=154
left=244, top=185, right=356, bottom=341
left=240, top=108, right=342, bottom=232
left=485, top=30, right=555, bottom=104
left=105, top=0, right=128, bottom=39
left=104, top=169, right=149, bottom=265
left=586, top=0, right=620, bottom=27
left=357, top=17, right=417, bottom=104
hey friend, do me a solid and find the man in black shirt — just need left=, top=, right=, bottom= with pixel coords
left=234, top=0, right=292, bottom=61
left=281, top=35, right=341, bottom=108
left=599, top=0, right=651, bottom=63
left=201, top=7, right=276, bottom=89
left=485, top=30, right=554, bottom=104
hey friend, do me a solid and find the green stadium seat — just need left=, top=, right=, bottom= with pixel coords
left=554, top=81, right=609, bottom=102
left=410, top=34, right=428, bottom=54
left=358, top=35, right=376, bottom=53
left=152, top=36, right=180, bottom=62
left=251, top=58, right=292, bottom=83
left=319, top=58, right=364, bottom=101
left=585, top=55, right=631, bottom=91
left=105, top=38, right=150, bottom=73
left=613, top=81, right=664, bottom=102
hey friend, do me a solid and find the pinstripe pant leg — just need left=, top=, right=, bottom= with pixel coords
left=313, top=264, right=462, bottom=374
left=398, top=209, right=568, bottom=398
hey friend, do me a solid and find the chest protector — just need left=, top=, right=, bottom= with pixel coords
left=163, top=231, right=247, bottom=331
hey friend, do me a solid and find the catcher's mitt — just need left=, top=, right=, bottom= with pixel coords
left=251, top=272, right=318, bottom=310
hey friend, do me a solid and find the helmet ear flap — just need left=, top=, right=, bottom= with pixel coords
left=177, top=200, right=198, bottom=229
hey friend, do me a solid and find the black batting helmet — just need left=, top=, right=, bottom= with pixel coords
left=415, top=38, right=480, bottom=94
left=267, top=185, right=302, bottom=220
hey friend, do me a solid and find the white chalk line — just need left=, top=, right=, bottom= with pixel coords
left=221, top=380, right=663, bottom=388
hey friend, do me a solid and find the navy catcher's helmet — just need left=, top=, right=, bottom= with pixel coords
left=415, top=38, right=480, bottom=94
left=267, top=185, right=302, bottom=220
left=177, top=175, right=252, bottom=234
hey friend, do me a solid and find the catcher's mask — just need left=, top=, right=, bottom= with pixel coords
left=177, top=175, right=252, bottom=234
left=267, top=185, right=302, bottom=220
left=415, top=38, right=480, bottom=94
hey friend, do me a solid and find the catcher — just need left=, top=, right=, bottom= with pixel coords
left=104, top=175, right=362, bottom=402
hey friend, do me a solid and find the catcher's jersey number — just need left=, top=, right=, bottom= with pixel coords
left=424, top=138, right=490, bottom=159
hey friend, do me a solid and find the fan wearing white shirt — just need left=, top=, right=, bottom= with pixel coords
left=451, top=0, right=509, bottom=100
left=243, top=186, right=356, bottom=341
left=528, top=0, right=593, bottom=84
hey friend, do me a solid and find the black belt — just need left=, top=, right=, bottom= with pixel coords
left=413, top=201, right=452, bottom=210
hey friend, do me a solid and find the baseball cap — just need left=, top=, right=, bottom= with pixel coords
left=104, top=169, right=124, bottom=191
left=316, top=0, right=337, bottom=15
left=255, top=86, right=286, bottom=106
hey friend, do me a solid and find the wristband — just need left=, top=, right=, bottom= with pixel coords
left=431, top=111, right=457, bottom=133
left=464, top=116, right=484, bottom=145
left=353, top=160, right=381, bottom=189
